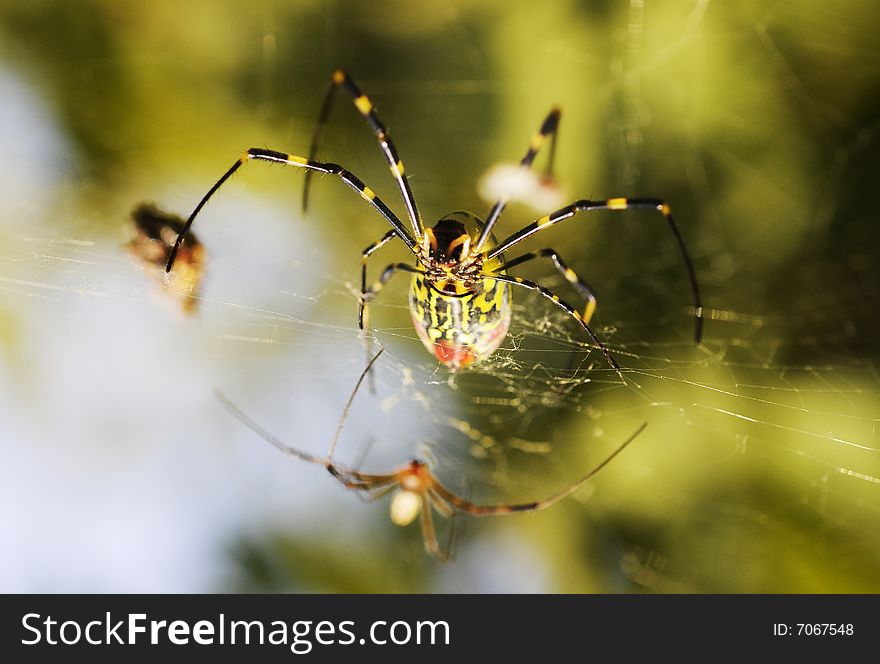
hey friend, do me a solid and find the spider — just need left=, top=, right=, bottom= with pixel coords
left=218, top=349, right=647, bottom=562
left=128, top=202, right=205, bottom=313
left=166, top=69, right=703, bottom=372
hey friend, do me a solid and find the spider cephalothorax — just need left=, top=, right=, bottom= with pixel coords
left=418, top=214, right=488, bottom=296
left=396, top=459, right=431, bottom=492
left=165, top=68, right=703, bottom=373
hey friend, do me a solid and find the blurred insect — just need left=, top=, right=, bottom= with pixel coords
left=218, top=349, right=647, bottom=562
left=166, top=69, right=703, bottom=372
left=127, top=202, right=205, bottom=313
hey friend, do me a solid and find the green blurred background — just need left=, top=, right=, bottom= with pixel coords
left=0, top=0, right=878, bottom=592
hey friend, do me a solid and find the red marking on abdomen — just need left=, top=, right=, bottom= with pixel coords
left=433, top=340, right=476, bottom=369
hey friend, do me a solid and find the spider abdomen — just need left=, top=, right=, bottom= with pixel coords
left=409, top=273, right=511, bottom=369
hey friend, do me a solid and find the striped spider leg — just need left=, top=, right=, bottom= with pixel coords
left=166, top=69, right=703, bottom=376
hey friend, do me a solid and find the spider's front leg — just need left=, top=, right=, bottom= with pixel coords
left=165, top=148, right=417, bottom=273
left=304, top=69, right=423, bottom=238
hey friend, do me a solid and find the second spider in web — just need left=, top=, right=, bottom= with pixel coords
left=219, top=349, right=647, bottom=562
left=166, top=69, right=704, bottom=373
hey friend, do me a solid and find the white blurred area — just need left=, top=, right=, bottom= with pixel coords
left=477, top=162, right=567, bottom=214
left=0, top=65, right=552, bottom=593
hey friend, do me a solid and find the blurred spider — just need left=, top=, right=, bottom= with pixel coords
left=218, top=349, right=647, bottom=562
left=128, top=202, right=205, bottom=313
left=166, top=69, right=703, bottom=372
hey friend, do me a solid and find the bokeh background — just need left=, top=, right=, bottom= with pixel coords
left=1, top=0, right=878, bottom=592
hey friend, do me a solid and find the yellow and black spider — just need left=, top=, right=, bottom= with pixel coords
left=166, top=69, right=703, bottom=372
left=219, top=349, right=647, bottom=562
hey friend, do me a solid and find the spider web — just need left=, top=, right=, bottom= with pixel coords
left=0, top=0, right=878, bottom=592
